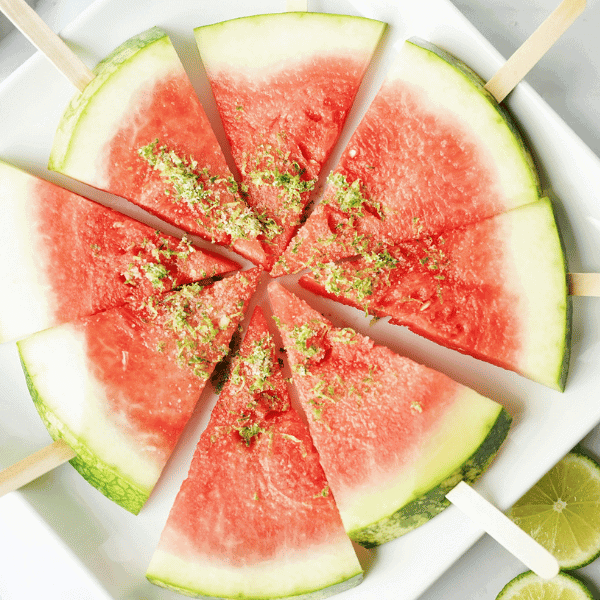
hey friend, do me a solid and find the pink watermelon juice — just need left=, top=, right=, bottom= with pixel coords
left=273, top=37, right=541, bottom=275
left=0, top=159, right=238, bottom=344
left=49, top=27, right=268, bottom=266
left=18, top=270, right=261, bottom=514
left=269, top=282, right=511, bottom=546
left=195, top=13, right=387, bottom=269
left=147, top=307, right=362, bottom=598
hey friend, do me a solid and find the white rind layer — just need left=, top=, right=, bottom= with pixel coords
left=18, top=324, right=161, bottom=490
left=386, top=39, right=540, bottom=211
left=339, top=386, right=502, bottom=533
left=50, top=31, right=179, bottom=188
left=147, top=539, right=362, bottom=599
left=195, top=12, right=385, bottom=74
left=504, top=199, right=568, bottom=390
left=0, top=161, right=54, bottom=343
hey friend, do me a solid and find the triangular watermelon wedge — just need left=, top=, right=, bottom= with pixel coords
left=268, top=282, right=511, bottom=547
left=48, top=27, right=269, bottom=266
left=272, top=37, right=542, bottom=276
left=147, top=307, right=362, bottom=598
left=300, top=199, right=570, bottom=391
left=17, top=269, right=261, bottom=514
left=194, top=13, right=386, bottom=270
left=0, top=159, right=240, bottom=344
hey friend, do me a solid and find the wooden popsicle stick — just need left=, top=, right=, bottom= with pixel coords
left=485, top=0, right=586, bottom=103
left=446, top=481, right=560, bottom=579
left=568, top=272, right=600, bottom=296
left=0, top=439, right=76, bottom=497
left=0, top=0, right=94, bottom=91
left=286, top=0, right=308, bottom=11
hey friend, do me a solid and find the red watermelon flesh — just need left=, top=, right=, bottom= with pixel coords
left=0, top=159, right=239, bottom=344
left=272, top=38, right=541, bottom=276
left=48, top=27, right=268, bottom=266
left=147, top=307, right=362, bottom=598
left=18, top=269, right=261, bottom=514
left=195, top=13, right=386, bottom=270
left=299, top=199, right=570, bottom=391
left=268, top=282, right=511, bottom=546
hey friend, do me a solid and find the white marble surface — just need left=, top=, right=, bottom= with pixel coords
left=0, top=1, right=599, bottom=599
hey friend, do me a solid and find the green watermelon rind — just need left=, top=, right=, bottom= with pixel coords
left=49, top=26, right=170, bottom=173
left=349, top=406, right=512, bottom=548
left=147, top=563, right=363, bottom=600
left=18, top=346, right=149, bottom=515
left=406, top=37, right=542, bottom=199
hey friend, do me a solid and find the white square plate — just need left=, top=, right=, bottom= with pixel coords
left=1, top=1, right=599, bottom=599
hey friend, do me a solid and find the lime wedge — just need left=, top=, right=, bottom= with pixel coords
left=496, top=571, right=592, bottom=600
left=508, top=451, right=600, bottom=570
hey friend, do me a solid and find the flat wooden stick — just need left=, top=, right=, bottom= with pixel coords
left=485, top=0, right=586, bottom=102
left=568, top=273, right=600, bottom=296
left=286, top=0, right=308, bottom=11
left=0, top=439, right=76, bottom=497
left=0, top=0, right=94, bottom=91
left=447, top=481, right=560, bottom=579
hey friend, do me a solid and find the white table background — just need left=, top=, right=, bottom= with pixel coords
left=0, top=1, right=599, bottom=599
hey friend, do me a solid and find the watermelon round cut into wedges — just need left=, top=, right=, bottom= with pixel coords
left=195, top=13, right=386, bottom=270
left=268, top=282, right=511, bottom=547
left=300, top=199, right=570, bottom=391
left=273, top=37, right=542, bottom=275
left=48, top=27, right=267, bottom=266
left=0, top=159, right=239, bottom=344
left=148, top=307, right=362, bottom=598
left=17, top=270, right=260, bottom=514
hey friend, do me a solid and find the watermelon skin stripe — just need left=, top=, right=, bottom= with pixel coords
left=19, top=351, right=149, bottom=515
left=349, top=407, right=512, bottom=548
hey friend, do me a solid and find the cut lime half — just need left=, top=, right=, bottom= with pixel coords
left=508, top=451, right=600, bottom=570
left=496, top=571, right=592, bottom=600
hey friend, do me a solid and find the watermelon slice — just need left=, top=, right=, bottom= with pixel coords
left=300, top=199, right=570, bottom=391
left=268, top=282, right=511, bottom=547
left=17, top=269, right=261, bottom=514
left=272, top=37, right=542, bottom=276
left=194, top=13, right=386, bottom=270
left=48, top=27, right=268, bottom=266
left=147, top=307, right=362, bottom=598
left=0, top=159, right=239, bottom=344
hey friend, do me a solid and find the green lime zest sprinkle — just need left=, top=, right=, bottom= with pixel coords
left=241, top=141, right=316, bottom=217
left=229, top=336, right=276, bottom=393
left=236, top=420, right=264, bottom=447
left=288, top=322, right=321, bottom=358
left=324, top=173, right=384, bottom=218
left=143, top=283, right=242, bottom=379
left=138, top=140, right=281, bottom=241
